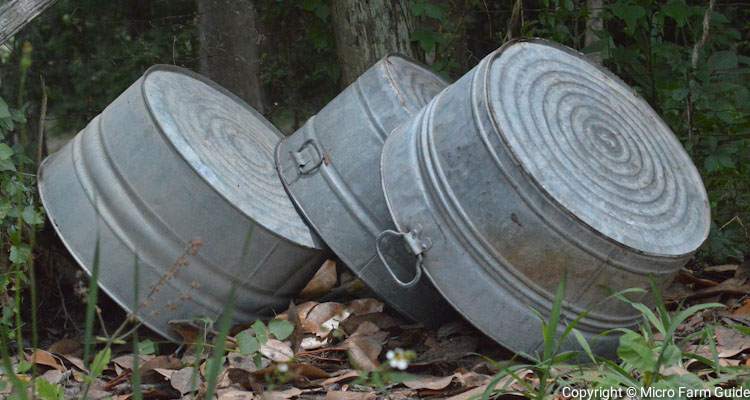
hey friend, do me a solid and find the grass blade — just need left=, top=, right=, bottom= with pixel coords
left=131, top=255, right=142, bottom=400
left=203, top=286, right=235, bottom=399
left=83, top=234, right=101, bottom=368
left=543, top=275, right=566, bottom=361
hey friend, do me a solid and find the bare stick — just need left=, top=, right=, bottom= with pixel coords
left=36, top=75, right=47, bottom=167
left=687, top=0, right=715, bottom=142
left=505, top=0, right=524, bottom=42
left=691, top=0, right=715, bottom=69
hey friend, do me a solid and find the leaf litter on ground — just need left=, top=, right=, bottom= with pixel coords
left=5, top=258, right=750, bottom=399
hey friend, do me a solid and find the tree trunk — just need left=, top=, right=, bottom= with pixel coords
left=330, top=0, right=414, bottom=86
left=198, top=0, right=266, bottom=113
left=585, top=0, right=603, bottom=62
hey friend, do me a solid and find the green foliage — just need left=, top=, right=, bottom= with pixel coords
left=0, top=44, right=44, bottom=372
left=269, top=318, right=294, bottom=341
left=258, top=0, right=339, bottom=132
left=136, top=338, right=157, bottom=356
left=408, top=0, right=484, bottom=77
left=87, top=347, right=112, bottom=384
left=569, top=290, right=741, bottom=400
left=237, top=318, right=294, bottom=368
left=34, top=379, right=64, bottom=400
left=10, top=0, right=199, bottom=137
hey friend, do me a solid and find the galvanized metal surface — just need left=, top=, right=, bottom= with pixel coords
left=276, top=55, right=455, bottom=326
left=380, top=39, right=710, bottom=356
left=39, top=65, right=327, bottom=341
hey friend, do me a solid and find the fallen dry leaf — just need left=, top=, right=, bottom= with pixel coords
left=732, top=299, right=750, bottom=318
left=263, top=387, right=303, bottom=400
left=455, top=371, right=491, bottom=388
left=675, top=269, right=720, bottom=288
left=446, top=385, right=488, bottom=400
left=260, top=339, right=294, bottom=362
left=291, top=363, right=330, bottom=379
left=403, top=374, right=455, bottom=390
left=112, top=354, right=154, bottom=371
left=346, top=298, right=383, bottom=316
left=413, top=335, right=478, bottom=366
left=344, top=322, right=387, bottom=371
left=290, top=301, right=318, bottom=322
left=218, top=389, right=257, bottom=400
left=325, top=391, right=376, bottom=400
left=446, top=371, right=528, bottom=400
left=40, top=369, right=67, bottom=384
left=47, top=338, right=82, bottom=356
left=227, top=352, right=263, bottom=371
left=85, top=388, right=114, bottom=400
left=720, top=358, right=741, bottom=366
left=140, top=355, right=182, bottom=374
left=345, top=335, right=381, bottom=371
left=299, top=260, right=337, bottom=299
left=302, top=302, right=346, bottom=336
left=716, top=326, right=750, bottom=358
left=153, top=367, right=175, bottom=380
left=28, top=349, right=65, bottom=371
left=321, top=370, right=359, bottom=387
left=167, top=366, right=197, bottom=395
left=226, top=367, right=258, bottom=390
left=350, top=321, right=380, bottom=336
left=688, top=277, right=750, bottom=300
left=300, top=335, right=328, bottom=350
left=704, top=264, right=740, bottom=275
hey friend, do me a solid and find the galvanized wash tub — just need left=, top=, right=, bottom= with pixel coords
left=39, top=65, right=327, bottom=341
left=276, top=55, right=454, bottom=325
left=380, top=39, right=711, bottom=356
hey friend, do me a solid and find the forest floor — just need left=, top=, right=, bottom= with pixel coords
left=3, top=228, right=750, bottom=399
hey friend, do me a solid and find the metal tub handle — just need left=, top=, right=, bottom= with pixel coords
left=292, top=139, right=324, bottom=174
left=375, top=227, right=431, bottom=288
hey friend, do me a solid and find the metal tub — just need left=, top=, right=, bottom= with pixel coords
left=380, top=39, right=710, bottom=356
left=39, top=65, right=327, bottom=341
left=276, top=55, right=454, bottom=325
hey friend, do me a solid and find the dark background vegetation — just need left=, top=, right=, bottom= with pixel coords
left=3, top=0, right=748, bottom=265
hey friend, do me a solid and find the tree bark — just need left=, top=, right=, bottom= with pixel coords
left=198, top=0, right=266, bottom=113
left=585, top=0, right=603, bottom=61
left=330, top=0, right=414, bottom=86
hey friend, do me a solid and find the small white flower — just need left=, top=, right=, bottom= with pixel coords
left=277, top=363, right=289, bottom=373
left=386, top=348, right=411, bottom=370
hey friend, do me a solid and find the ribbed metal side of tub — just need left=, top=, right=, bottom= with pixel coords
left=380, top=39, right=710, bottom=357
left=276, top=55, right=454, bottom=326
left=39, top=65, right=327, bottom=341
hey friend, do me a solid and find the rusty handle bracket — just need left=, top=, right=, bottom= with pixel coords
left=292, top=139, right=323, bottom=174
left=375, top=227, right=431, bottom=288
